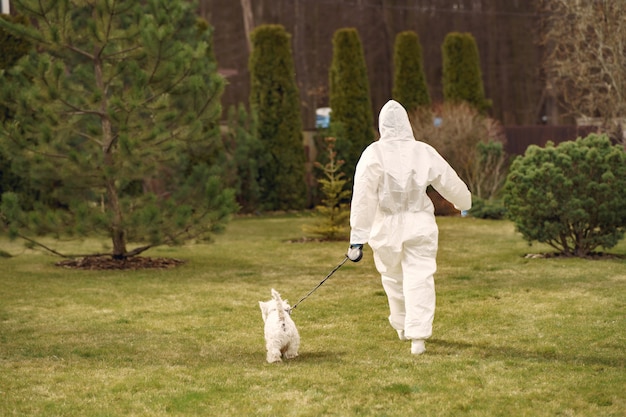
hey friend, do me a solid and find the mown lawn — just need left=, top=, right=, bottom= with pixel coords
left=1, top=215, right=624, bottom=416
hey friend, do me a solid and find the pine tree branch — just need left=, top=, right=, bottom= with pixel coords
left=77, top=131, right=103, bottom=147
left=102, top=45, right=141, bottom=60
left=141, top=65, right=195, bottom=109
left=124, top=245, right=153, bottom=257
left=62, top=43, right=95, bottom=60
left=13, top=232, right=70, bottom=258
left=59, top=97, right=106, bottom=118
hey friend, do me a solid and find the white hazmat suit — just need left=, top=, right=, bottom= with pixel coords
left=349, top=100, right=471, bottom=353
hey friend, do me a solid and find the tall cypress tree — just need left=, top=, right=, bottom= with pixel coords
left=392, top=30, right=430, bottom=113
left=0, top=0, right=236, bottom=259
left=329, top=28, right=374, bottom=181
left=249, top=24, right=306, bottom=211
left=442, top=32, right=491, bottom=113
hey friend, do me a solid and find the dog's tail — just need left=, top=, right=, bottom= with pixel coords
left=271, top=288, right=287, bottom=325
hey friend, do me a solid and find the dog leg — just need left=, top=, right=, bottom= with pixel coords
left=266, top=344, right=283, bottom=363
left=283, top=340, right=300, bottom=360
left=283, top=350, right=298, bottom=360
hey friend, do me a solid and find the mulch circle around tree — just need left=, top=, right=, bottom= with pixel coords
left=56, top=256, right=185, bottom=270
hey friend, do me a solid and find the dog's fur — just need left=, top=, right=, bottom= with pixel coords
left=259, top=289, right=300, bottom=363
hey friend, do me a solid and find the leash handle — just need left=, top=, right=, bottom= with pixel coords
left=289, top=256, right=349, bottom=312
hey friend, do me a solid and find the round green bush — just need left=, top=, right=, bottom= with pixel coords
left=502, top=134, right=626, bottom=257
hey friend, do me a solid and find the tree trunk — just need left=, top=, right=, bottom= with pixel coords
left=106, top=177, right=127, bottom=259
left=94, top=50, right=127, bottom=259
left=240, top=0, right=254, bottom=54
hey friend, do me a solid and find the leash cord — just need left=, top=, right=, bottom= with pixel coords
left=289, top=256, right=349, bottom=312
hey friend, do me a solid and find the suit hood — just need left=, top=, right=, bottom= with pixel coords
left=378, top=100, right=415, bottom=141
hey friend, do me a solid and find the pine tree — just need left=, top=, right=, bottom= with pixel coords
left=0, top=13, right=32, bottom=199
left=392, top=31, right=430, bottom=112
left=329, top=28, right=375, bottom=182
left=249, top=24, right=307, bottom=211
left=0, top=0, right=236, bottom=259
left=0, top=14, right=31, bottom=72
left=442, top=32, right=492, bottom=113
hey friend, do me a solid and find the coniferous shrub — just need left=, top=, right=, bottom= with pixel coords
left=249, top=24, right=307, bottom=211
left=442, top=32, right=492, bottom=113
left=469, top=196, right=507, bottom=220
left=0, top=1, right=236, bottom=259
left=303, top=137, right=351, bottom=241
left=502, top=134, right=626, bottom=257
left=392, top=31, right=430, bottom=112
left=221, top=104, right=264, bottom=213
left=329, top=28, right=375, bottom=182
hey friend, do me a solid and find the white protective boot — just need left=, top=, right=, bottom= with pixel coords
left=411, top=339, right=426, bottom=355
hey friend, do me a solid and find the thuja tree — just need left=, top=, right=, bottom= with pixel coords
left=249, top=24, right=306, bottom=211
left=392, top=31, right=430, bottom=113
left=442, top=32, right=491, bottom=113
left=0, top=0, right=237, bottom=259
left=503, top=134, right=626, bottom=257
left=329, top=28, right=374, bottom=181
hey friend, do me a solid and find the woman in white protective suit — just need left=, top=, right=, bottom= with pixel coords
left=347, top=99, right=471, bottom=355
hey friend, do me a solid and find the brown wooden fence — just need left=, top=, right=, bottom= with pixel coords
left=503, top=125, right=599, bottom=156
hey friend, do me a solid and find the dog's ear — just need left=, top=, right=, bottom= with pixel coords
left=259, top=301, right=268, bottom=320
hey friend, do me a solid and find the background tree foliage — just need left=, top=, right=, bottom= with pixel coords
left=221, top=104, right=264, bottom=214
left=329, top=28, right=375, bottom=182
left=410, top=102, right=508, bottom=202
left=442, top=32, right=491, bottom=113
left=503, top=134, right=626, bottom=257
left=540, top=0, right=626, bottom=140
left=0, top=0, right=236, bottom=259
left=248, top=24, right=307, bottom=211
left=392, top=30, right=430, bottom=113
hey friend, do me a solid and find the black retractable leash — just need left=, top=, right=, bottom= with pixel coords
left=288, top=256, right=349, bottom=313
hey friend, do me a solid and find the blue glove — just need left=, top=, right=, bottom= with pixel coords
left=461, top=210, right=469, bottom=217
left=347, top=244, right=363, bottom=262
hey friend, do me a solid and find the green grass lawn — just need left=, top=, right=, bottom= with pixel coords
left=1, top=215, right=625, bottom=416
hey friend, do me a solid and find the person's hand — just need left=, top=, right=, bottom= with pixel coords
left=347, top=244, right=363, bottom=262
left=461, top=210, right=469, bottom=217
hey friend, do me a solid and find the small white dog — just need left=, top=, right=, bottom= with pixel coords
left=259, top=289, right=300, bottom=363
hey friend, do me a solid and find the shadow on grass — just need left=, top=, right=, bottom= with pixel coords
left=200, top=347, right=347, bottom=366
left=430, top=338, right=623, bottom=368
left=295, top=350, right=347, bottom=363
